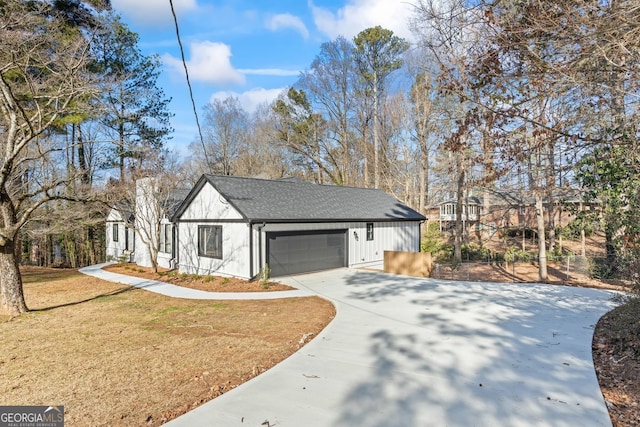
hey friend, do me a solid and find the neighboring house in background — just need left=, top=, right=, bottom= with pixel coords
left=105, top=201, right=135, bottom=262
left=436, top=196, right=483, bottom=234
left=170, top=175, right=426, bottom=278
left=107, top=174, right=426, bottom=279
left=429, top=188, right=591, bottom=244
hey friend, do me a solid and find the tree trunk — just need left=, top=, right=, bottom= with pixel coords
left=419, top=136, right=429, bottom=214
left=87, top=225, right=97, bottom=266
left=0, top=239, right=28, bottom=316
left=373, top=72, right=379, bottom=189
left=535, top=193, right=548, bottom=282
left=454, top=164, right=465, bottom=263
left=547, top=198, right=556, bottom=253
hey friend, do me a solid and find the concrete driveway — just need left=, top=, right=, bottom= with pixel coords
left=165, top=268, right=618, bottom=427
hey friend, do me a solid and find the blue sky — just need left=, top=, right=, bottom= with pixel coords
left=110, top=0, right=416, bottom=155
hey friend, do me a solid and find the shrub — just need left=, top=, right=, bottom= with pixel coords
left=257, top=264, right=271, bottom=289
left=493, top=252, right=505, bottom=263
left=421, top=222, right=444, bottom=254
left=560, top=217, right=595, bottom=240
left=434, top=243, right=455, bottom=263
left=589, top=257, right=616, bottom=280
left=461, top=243, right=491, bottom=261
left=504, top=247, right=532, bottom=263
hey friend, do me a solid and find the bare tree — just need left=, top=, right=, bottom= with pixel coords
left=0, top=0, right=108, bottom=316
left=197, top=97, right=249, bottom=176
left=298, top=36, right=359, bottom=186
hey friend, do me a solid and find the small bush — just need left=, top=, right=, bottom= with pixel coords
left=433, top=243, right=455, bottom=263
left=421, top=222, right=444, bottom=254
left=589, top=257, right=617, bottom=280
left=203, top=276, right=214, bottom=283
left=560, top=217, right=595, bottom=239
left=257, top=264, right=271, bottom=289
left=461, top=243, right=491, bottom=261
left=221, top=277, right=230, bottom=285
left=504, top=247, right=532, bottom=263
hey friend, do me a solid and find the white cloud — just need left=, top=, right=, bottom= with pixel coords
left=265, top=13, right=310, bottom=39
left=163, top=41, right=245, bottom=86
left=210, top=88, right=285, bottom=113
left=112, top=0, right=198, bottom=26
left=309, top=0, right=414, bottom=40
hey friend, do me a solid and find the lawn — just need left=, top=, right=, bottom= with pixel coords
left=0, top=267, right=335, bottom=426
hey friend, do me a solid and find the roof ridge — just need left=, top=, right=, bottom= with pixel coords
left=206, top=174, right=388, bottom=192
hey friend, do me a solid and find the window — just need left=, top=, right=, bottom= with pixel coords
left=366, top=223, right=374, bottom=241
left=112, top=224, right=119, bottom=242
left=198, top=225, right=222, bottom=258
left=159, top=224, right=173, bottom=254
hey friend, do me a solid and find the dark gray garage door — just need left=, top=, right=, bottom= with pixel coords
left=267, top=230, right=347, bottom=277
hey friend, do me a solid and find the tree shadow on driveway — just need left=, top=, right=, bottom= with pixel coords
left=319, top=270, right=619, bottom=427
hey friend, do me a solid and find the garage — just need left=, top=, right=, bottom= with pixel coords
left=267, top=230, right=347, bottom=277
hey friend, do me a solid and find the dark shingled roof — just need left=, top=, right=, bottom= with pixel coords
left=182, top=174, right=425, bottom=223
left=166, top=188, right=191, bottom=217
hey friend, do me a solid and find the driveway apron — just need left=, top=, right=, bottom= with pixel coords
left=162, top=268, right=618, bottom=427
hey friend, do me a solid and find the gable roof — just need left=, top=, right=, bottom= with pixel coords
left=109, top=200, right=134, bottom=224
left=166, top=188, right=191, bottom=217
left=173, top=174, right=426, bottom=223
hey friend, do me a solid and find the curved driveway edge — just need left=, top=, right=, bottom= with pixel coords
left=78, top=263, right=314, bottom=300
left=165, top=268, right=619, bottom=427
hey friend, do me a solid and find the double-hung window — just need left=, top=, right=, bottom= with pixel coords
left=159, top=224, right=173, bottom=254
left=198, top=225, right=222, bottom=259
left=366, top=223, right=374, bottom=241
left=112, top=224, right=119, bottom=242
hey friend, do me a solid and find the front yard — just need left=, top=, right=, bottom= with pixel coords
left=0, top=267, right=335, bottom=426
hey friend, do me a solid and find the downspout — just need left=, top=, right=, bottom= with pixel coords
left=249, top=221, right=253, bottom=279
left=257, top=222, right=266, bottom=277
left=171, top=222, right=179, bottom=270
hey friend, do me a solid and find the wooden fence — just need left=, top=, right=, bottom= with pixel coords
left=383, top=251, right=433, bottom=278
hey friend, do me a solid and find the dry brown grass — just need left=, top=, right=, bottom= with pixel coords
left=0, top=267, right=335, bottom=426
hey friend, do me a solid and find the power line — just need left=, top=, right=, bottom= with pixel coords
left=168, top=0, right=211, bottom=167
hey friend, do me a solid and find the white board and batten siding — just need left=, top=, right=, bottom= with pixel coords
left=350, top=221, right=421, bottom=269
left=259, top=221, right=421, bottom=271
left=105, top=208, right=134, bottom=261
left=176, top=182, right=252, bottom=279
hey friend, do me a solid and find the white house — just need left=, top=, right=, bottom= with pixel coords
left=170, top=175, right=426, bottom=278
left=132, top=178, right=188, bottom=270
left=105, top=179, right=187, bottom=268
left=105, top=202, right=135, bottom=262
